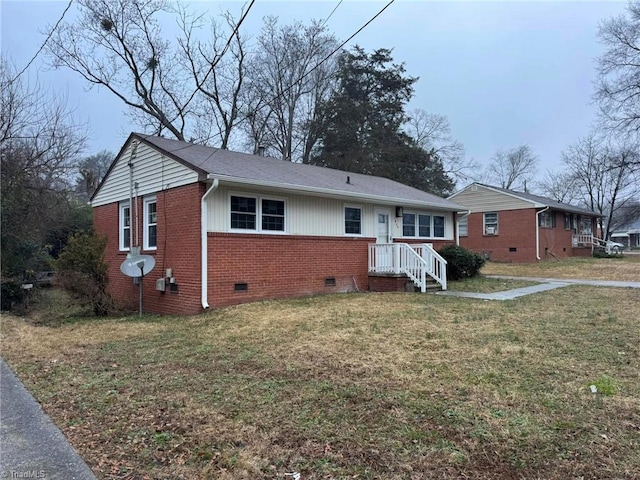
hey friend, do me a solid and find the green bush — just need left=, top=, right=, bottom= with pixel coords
left=0, top=280, right=28, bottom=311
left=438, top=244, right=486, bottom=280
left=55, top=231, right=113, bottom=316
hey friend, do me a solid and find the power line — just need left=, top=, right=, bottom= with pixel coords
left=128, top=0, right=396, bottom=168
left=183, top=0, right=256, bottom=110
left=246, top=0, right=396, bottom=131
left=320, top=0, right=344, bottom=29
left=9, top=0, right=74, bottom=84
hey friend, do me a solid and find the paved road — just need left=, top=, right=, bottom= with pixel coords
left=0, top=357, right=97, bottom=480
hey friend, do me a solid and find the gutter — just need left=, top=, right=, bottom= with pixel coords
left=201, top=176, right=219, bottom=309
left=535, top=206, right=550, bottom=260
left=456, top=210, right=471, bottom=246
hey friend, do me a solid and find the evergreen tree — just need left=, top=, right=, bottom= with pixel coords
left=311, top=46, right=454, bottom=196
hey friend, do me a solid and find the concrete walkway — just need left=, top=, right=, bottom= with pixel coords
left=485, top=275, right=640, bottom=289
left=0, top=357, right=97, bottom=480
left=437, top=275, right=640, bottom=301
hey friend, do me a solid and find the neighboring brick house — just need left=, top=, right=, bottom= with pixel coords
left=449, top=183, right=601, bottom=263
left=91, top=133, right=466, bottom=315
left=611, top=219, right=640, bottom=249
left=609, top=203, right=640, bottom=249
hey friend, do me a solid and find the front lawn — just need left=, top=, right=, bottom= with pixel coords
left=481, top=255, right=640, bottom=281
left=1, top=287, right=639, bottom=479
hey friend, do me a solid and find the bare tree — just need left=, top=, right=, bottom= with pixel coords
left=562, top=133, right=640, bottom=238
left=46, top=0, right=195, bottom=141
left=1, top=59, right=86, bottom=277
left=177, top=7, right=248, bottom=148
left=248, top=17, right=339, bottom=162
left=404, top=109, right=477, bottom=186
left=484, top=144, right=538, bottom=190
left=536, top=169, right=579, bottom=204
left=596, top=1, right=640, bottom=139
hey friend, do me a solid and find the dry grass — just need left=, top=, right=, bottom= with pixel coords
left=481, top=255, right=640, bottom=281
left=447, top=277, right=539, bottom=293
left=2, top=285, right=639, bottom=480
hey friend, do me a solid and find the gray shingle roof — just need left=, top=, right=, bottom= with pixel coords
left=472, top=182, right=600, bottom=216
left=136, top=133, right=465, bottom=211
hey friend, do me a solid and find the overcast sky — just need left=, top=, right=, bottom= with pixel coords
left=0, top=0, right=629, bottom=177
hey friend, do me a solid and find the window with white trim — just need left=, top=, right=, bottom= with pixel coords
left=458, top=216, right=468, bottom=237
left=261, top=198, right=285, bottom=231
left=230, top=195, right=285, bottom=232
left=538, top=211, right=555, bottom=228
left=402, top=212, right=445, bottom=238
left=144, top=196, right=157, bottom=250
left=484, top=212, right=498, bottom=235
left=344, top=206, right=362, bottom=235
left=119, top=201, right=131, bottom=251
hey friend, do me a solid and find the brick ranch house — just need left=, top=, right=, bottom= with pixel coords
left=449, top=183, right=601, bottom=263
left=91, top=133, right=467, bottom=315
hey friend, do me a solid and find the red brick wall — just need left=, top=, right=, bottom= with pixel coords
left=95, top=182, right=457, bottom=314
left=206, top=233, right=373, bottom=308
left=93, top=183, right=204, bottom=315
left=459, top=209, right=539, bottom=262
left=369, top=275, right=409, bottom=292
left=538, top=211, right=575, bottom=260
left=459, top=209, right=591, bottom=263
left=398, top=239, right=453, bottom=251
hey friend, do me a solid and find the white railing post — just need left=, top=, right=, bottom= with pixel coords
left=369, top=243, right=448, bottom=292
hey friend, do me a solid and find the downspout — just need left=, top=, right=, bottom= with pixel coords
left=201, top=176, right=219, bottom=309
left=536, top=206, right=550, bottom=260
left=456, top=210, right=471, bottom=246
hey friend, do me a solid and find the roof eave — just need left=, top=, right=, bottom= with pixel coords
left=213, top=175, right=464, bottom=211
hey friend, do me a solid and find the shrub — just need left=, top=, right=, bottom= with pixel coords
left=438, top=244, right=486, bottom=280
left=55, top=231, right=113, bottom=316
left=0, top=280, right=28, bottom=311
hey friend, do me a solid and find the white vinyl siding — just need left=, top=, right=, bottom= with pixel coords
left=92, top=141, right=198, bottom=207
left=205, top=184, right=456, bottom=239
left=450, top=184, right=534, bottom=213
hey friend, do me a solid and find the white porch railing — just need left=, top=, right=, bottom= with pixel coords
left=368, top=243, right=447, bottom=292
left=573, top=234, right=595, bottom=247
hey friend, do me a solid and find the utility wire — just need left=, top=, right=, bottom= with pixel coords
left=183, top=0, right=256, bottom=110
left=9, top=0, right=74, bottom=84
left=128, top=0, right=396, bottom=171
left=246, top=0, right=396, bottom=129
left=320, top=0, right=344, bottom=28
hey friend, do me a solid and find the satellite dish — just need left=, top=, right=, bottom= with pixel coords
left=120, top=254, right=156, bottom=277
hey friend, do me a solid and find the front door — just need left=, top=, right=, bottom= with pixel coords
left=375, top=209, right=394, bottom=271
left=376, top=210, right=391, bottom=244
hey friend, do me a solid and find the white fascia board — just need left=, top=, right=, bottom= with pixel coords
left=212, top=174, right=463, bottom=212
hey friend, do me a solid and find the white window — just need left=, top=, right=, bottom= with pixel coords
left=402, top=212, right=446, bottom=238
left=344, top=206, right=362, bottom=235
left=119, top=201, right=131, bottom=251
left=484, top=212, right=498, bottom=235
left=458, top=216, right=468, bottom=237
left=144, top=196, right=157, bottom=250
left=230, top=195, right=285, bottom=233
left=538, top=211, right=555, bottom=229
